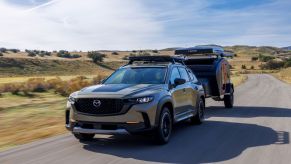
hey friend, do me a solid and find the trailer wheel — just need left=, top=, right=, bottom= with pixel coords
left=224, top=88, right=234, bottom=108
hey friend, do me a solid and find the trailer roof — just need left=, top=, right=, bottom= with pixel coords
left=175, top=45, right=234, bottom=57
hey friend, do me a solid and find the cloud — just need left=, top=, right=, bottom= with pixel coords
left=0, top=0, right=164, bottom=50
left=0, top=0, right=290, bottom=50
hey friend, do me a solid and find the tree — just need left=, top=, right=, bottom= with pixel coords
left=241, top=65, right=246, bottom=69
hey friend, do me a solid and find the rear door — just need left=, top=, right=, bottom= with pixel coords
left=186, top=68, right=199, bottom=108
left=169, top=67, right=187, bottom=115
left=177, top=67, right=196, bottom=113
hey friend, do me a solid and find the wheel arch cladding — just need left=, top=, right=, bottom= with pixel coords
left=155, top=96, right=173, bottom=126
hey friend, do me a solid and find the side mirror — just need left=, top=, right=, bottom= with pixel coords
left=100, top=79, right=105, bottom=84
left=174, top=78, right=186, bottom=86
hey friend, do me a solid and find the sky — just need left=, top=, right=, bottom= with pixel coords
left=0, top=0, right=290, bottom=51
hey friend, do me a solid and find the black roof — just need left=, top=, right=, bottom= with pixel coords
left=175, top=45, right=234, bottom=57
left=127, top=56, right=185, bottom=65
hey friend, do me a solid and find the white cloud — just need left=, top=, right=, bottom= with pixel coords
left=0, top=0, right=164, bottom=50
left=0, top=0, right=290, bottom=50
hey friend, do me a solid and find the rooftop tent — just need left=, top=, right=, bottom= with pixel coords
left=175, top=45, right=233, bottom=57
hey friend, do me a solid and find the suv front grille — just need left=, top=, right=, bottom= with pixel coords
left=74, top=98, right=124, bottom=115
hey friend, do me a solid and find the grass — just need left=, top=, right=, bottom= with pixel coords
left=0, top=75, right=97, bottom=84
left=231, top=74, right=248, bottom=87
left=0, top=92, right=67, bottom=151
left=273, top=67, right=291, bottom=84
left=0, top=57, right=116, bottom=77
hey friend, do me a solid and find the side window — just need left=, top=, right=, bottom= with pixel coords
left=187, top=69, right=198, bottom=83
left=169, top=67, right=181, bottom=84
left=178, top=67, right=190, bottom=82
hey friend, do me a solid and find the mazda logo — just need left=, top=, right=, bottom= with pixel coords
left=92, top=99, right=101, bottom=108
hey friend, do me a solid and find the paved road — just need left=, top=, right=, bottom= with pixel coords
left=1, top=74, right=291, bottom=164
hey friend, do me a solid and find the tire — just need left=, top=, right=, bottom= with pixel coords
left=73, top=133, right=95, bottom=141
left=154, top=107, right=172, bottom=144
left=224, top=87, right=234, bottom=108
left=190, top=99, right=205, bottom=125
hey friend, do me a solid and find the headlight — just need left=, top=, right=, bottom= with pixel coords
left=136, top=96, right=154, bottom=103
left=68, top=96, right=76, bottom=103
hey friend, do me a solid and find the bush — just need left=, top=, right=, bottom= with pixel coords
left=9, top=49, right=20, bottom=53
left=0, top=53, right=3, bottom=56
left=241, top=65, right=246, bottom=69
left=88, top=51, right=106, bottom=63
left=251, top=56, right=258, bottom=61
left=0, top=48, right=7, bottom=53
left=28, top=52, right=36, bottom=57
left=283, top=59, right=291, bottom=68
left=152, top=50, right=159, bottom=53
left=260, top=60, right=285, bottom=70
left=111, top=52, right=119, bottom=55
left=250, top=65, right=255, bottom=69
left=25, top=78, right=47, bottom=92
left=258, top=54, right=275, bottom=62
left=71, top=54, right=81, bottom=58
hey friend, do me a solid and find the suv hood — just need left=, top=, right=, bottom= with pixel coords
left=75, top=84, right=165, bottom=98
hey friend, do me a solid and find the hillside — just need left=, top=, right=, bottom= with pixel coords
left=0, top=57, right=121, bottom=77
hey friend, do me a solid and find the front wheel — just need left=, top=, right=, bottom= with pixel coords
left=154, top=107, right=172, bottom=144
left=73, top=133, right=95, bottom=141
left=224, top=87, right=234, bottom=108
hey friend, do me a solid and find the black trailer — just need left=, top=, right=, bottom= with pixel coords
left=175, top=45, right=234, bottom=108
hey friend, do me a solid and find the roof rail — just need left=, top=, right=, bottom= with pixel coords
left=175, top=45, right=234, bottom=58
left=127, top=55, right=185, bottom=65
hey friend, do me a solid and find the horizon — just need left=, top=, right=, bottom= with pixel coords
left=0, top=0, right=291, bottom=51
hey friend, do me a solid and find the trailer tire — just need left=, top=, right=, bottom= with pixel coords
left=224, top=88, right=234, bottom=108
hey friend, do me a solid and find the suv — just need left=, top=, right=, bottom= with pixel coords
left=66, top=56, right=205, bottom=144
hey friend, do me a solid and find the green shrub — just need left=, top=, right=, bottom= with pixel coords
left=9, top=49, right=20, bottom=53
left=260, top=60, right=285, bottom=70
left=88, top=51, right=106, bottom=63
left=258, top=54, right=275, bottom=62
left=241, top=65, right=246, bottom=69
left=250, top=65, right=254, bottom=69
left=152, top=50, right=159, bottom=53
left=112, top=52, right=119, bottom=55
left=28, top=52, right=36, bottom=57
left=0, top=48, right=7, bottom=53
left=251, top=56, right=258, bottom=61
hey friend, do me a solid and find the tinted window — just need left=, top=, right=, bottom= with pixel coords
left=169, top=67, right=181, bottom=84
left=187, top=69, right=198, bottom=82
left=178, top=67, right=190, bottom=82
left=104, top=67, right=166, bottom=84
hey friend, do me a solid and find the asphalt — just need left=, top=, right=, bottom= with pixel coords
left=1, top=74, right=291, bottom=164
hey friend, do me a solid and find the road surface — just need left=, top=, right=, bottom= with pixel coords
left=1, top=74, right=291, bottom=164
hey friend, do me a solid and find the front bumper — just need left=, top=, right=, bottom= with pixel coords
left=66, top=102, right=156, bottom=134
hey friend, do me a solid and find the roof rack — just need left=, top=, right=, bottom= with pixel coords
left=175, top=45, right=234, bottom=58
left=127, top=55, right=185, bottom=65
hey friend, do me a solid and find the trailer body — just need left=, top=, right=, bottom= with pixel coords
left=175, top=46, right=234, bottom=105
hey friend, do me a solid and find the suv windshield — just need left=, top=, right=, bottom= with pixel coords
left=104, top=67, right=166, bottom=84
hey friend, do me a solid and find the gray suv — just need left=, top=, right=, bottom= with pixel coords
left=66, top=56, right=205, bottom=144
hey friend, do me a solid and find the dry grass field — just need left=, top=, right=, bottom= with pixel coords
left=273, top=67, right=291, bottom=84
left=0, top=92, right=66, bottom=151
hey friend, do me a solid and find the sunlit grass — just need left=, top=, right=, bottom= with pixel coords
left=0, top=92, right=67, bottom=151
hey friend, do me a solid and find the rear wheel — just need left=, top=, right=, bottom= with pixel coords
left=224, top=87, right=234, bottom=108
left=190, top=99, right=205, bottom=125
left=73, top=133, right=95, bottom=141
left=154, top=107, right=172, bottom=144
